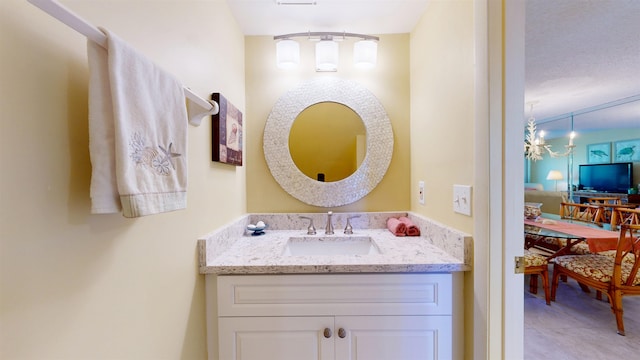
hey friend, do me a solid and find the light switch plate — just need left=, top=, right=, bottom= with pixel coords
left=418, top=181, right=425, bottom=205
left=453, top=185, right=472, bottom=216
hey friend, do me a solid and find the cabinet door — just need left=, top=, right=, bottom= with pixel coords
left=335, top=316, right=452, bottom=360
left=219, top=316, right=335, bottom=360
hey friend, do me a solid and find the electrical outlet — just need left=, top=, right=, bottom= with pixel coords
left=418, top=181, right=425, bottom=205
left=453, top=185, right=472, bottom=216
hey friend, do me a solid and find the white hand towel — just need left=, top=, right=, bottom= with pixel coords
left=87, top=28, right=188, bottom=218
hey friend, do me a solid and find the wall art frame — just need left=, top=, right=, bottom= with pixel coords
left=614, top=138, right=640, bottom=162
left=586, top=142, right=611, bottom=164
left=211, top=93, right=243, bottom=166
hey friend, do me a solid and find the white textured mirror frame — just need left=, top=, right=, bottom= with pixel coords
left=264, top=78, right=394, bottom=207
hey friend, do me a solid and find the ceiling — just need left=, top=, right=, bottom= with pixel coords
left=524, top=0, right=640, bottom=138
left=227, top=0, right=640, bottom=138
left=227, top=0, right=431, bottom=35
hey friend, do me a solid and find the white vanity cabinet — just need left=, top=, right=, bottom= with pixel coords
left=212, top=273, right=463, bottom=360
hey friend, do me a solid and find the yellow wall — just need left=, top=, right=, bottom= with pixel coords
left=409, top=1, right=475, bottom=233
left=245, top=34, right=411, bottom=213
left=410, top=2, right=476, bottom=359
left=0, top=0, right=245, bottom=358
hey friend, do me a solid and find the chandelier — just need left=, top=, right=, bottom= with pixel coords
left=524, top=104, right=576, bottom=161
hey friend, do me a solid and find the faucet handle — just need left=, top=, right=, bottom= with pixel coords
left=344, top=215, right=360, bottom=235
left=300, top=216, right=316, bottom=235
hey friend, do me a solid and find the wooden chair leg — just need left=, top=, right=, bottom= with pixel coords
left=540, top=270, right=551, bottom=305
left=611, top=290, right=626, bottom=336
left=578, top=282, right=591, bottom=293
left=551, top=265, right=560, bottom=301
left=529, top=274, right=539, bottom=294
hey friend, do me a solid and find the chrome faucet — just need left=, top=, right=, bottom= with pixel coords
left=300, top=216, right=316, bottom=235
left=325, top=211, right=334, bottom=235
left=344, top=215, right=360, bottom=235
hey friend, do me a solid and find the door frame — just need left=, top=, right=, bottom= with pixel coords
left=473, top=0, right=525, bottom=359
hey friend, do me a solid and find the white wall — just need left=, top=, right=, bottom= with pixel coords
left=0, top=0, right=245, bottom=358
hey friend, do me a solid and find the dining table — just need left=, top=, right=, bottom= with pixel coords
left=524, top=218, right=621, bottom=256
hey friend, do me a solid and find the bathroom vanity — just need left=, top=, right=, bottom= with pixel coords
left=216, top=273, right=461, bottom=360
left=199, top=212, right=471, bottom=360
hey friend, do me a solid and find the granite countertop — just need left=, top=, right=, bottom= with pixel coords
left=199, top=226, right=469, bottom=275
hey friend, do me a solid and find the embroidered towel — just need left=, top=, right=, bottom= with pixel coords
left=87, top=28, right=188, bottom=217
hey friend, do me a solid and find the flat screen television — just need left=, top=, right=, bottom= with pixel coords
left=578, top=162, right=633, bottom=193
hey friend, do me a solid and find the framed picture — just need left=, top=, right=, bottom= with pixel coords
left=586, top=142, right=611, bottom=164
left=613, top=138, right=640, bottom=162
left=211, top=93, right=243, bottom=166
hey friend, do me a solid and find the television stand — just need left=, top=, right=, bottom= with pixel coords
left=572, top=191, right=631, bottom=204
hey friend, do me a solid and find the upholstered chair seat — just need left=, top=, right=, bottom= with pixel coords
left=524, top=250, right=548, bottom=267
left=553, top=254, right=640, bottom=285
left=524, top=249, right=551, bottom=305
left=551, top=224, right=640, bottom=335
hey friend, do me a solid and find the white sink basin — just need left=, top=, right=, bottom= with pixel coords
left=283, top=236, right=381, bottom=256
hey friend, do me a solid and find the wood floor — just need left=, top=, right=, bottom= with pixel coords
left=524, top=274, right=640, bottom=359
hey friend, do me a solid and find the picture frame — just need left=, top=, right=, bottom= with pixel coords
left=211, top=93, right=243, bottom=166
left=613, top=138, right=640, bottom=162
left=586, top=142, right=611, bottom=164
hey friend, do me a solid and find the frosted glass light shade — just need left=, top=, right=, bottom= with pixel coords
left=276, top=39, right=300, bottom=69
left=546, top=170, right=563, bottom=180
left=353, top=40, right=377, bottom=68
left=315, top=40, right=338, bottom=71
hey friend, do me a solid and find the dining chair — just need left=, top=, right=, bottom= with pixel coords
left=610, top=206, right=640, bottom=231
left=588, top=197, right=622, bottom=224
left=559, top=202, right=605, bottom=227
left=556, top=202, right=606, bottom=255
left=524, top=249, right=551, bottom=305
left=550, top=224, right=640, bottom=335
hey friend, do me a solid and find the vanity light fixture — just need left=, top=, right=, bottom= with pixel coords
left=276, top=39, right=300, bottom=69
left=274, top=32, right=379, bottom=72
left=315, top=37, right=339, bottom=71
left=353, top=39, right=378, bottom=69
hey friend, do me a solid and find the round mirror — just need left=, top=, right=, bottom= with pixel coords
left=289, top=102, right=366, bottom=182
left=264, top=78, right=393, bottom=207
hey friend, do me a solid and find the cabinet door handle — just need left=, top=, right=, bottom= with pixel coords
left=323, top=328, right=332, bottom=338
left=338, top=328, right=347, bottom=338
